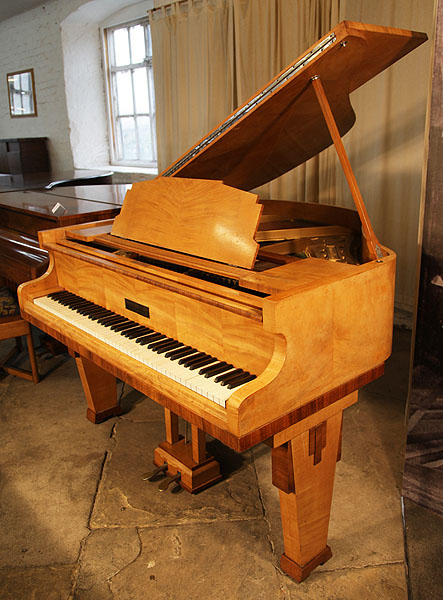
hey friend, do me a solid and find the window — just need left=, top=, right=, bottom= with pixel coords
left=105, top=19, right=157, bottom=166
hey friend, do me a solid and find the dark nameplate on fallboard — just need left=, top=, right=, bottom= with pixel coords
left=125, top=299, right=150, bottom=318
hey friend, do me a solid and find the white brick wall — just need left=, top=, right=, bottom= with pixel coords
left=0, top=1, right=86, bottom=170
left=0, top=0, right=153, bottom=172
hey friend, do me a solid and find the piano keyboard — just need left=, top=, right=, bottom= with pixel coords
left=34, top=291, right=256, bottom=407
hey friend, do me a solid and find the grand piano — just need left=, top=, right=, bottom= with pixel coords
left=18, top=22, right=427, bottom=582
left=0, top=185, right=129, bottom=286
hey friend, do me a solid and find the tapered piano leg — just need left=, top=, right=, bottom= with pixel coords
left=273, top=403, right=350, bottom=582
left=75, top=354, right=122, bottom=423
left=153, top=409, right=222, bottom=493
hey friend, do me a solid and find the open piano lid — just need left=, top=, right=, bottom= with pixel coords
left=112, top=21, right=426, bottom=268
left=160, top=21, right=427, bottom=191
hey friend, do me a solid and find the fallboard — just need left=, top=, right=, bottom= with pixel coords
left=51, top=251, right=275, bottom=377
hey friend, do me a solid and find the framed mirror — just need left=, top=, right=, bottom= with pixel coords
left=7, top=69, right=37, bottom=118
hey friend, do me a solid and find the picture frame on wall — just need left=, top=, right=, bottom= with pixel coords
left=7, top=68, right=37, bottom=118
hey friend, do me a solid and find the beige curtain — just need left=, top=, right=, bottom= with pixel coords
left=336, top=0, right=435, bottom=313
left=149, top=0, right=434, bottom=316
left=231, top=0, right=340, bottom=203
left=149, top=0, right=339, bottom=178
left=149, top=0, right=236, bottom=172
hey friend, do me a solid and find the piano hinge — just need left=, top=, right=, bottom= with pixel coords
left=162, top=33, right=336, bottom=177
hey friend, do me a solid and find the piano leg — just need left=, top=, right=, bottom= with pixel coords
left=153, top=408, right=222, bottom=493
left=273, top=393, right=356, bottom=582
left=74, top=354, right=122, bottom=423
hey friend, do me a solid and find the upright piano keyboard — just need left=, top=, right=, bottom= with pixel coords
left=18, top=21, right=427, bottom=582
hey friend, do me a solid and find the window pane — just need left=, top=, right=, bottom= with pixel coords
left=13, top=92, right=21, bottom=112
left=129, top=25, right=145, bottom=64
left=133, top=68, right=149, bottom=113
left=113, top=28, right=130, bottom=66
left=137, top=116, right=154, bottom=161
left=148, top=68, right=155, bottom=115
left=145, top=25, right=152, bottom=57
left=106, top=20, right=156, bottom=166
left=115, top=71, right=133, bottom=116
left=20, top=73, right=30, bottom=91
left=119, top=117, right=137, bottom=160
left=10, top=74, right=20, bottom=91
left=22, top=93, right=31, bottom=113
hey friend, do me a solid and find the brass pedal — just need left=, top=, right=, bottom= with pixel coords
left=141, top=463, right=168, bottom=481
left=158, top=473, right=181, bottom=492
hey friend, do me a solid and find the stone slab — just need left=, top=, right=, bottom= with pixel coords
left=279, top=563, right=408, bottom=599
left=0, top=358, right=115, bottom=567
left=91, top=415, right=263, bottom=528
left=0, top=565, right=74, bottom=600
left=74, top=521, right=279, bottom=600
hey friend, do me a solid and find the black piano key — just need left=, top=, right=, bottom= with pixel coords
left=109, top=319, right=133, bottom=330
left=64, top=296, right=92, bottom=305
left=49, top=292, right=74, bottom=304
left=137, top=333, right=165, bottom=345
left=88, top=308, right=115, bottom=321
left=58, top=297, right=89, bottom=307
left=147, top=336, right=171, bottom=349
left=153, top=340, right=183, bottom=354
left=179, top=352, right=207, bottom=366
left=149, top=338, right=175, bottom=350
left=169, top=348, right=198, bottom=361
left=135, top=331, right=162, bottom=343
left=133, top=330, right=155, bottom=340
left=90, top=311, right=116, bottom=322
left=68, top=297, right=93, bottom=306
left=122, top=326, right=149, bottom=338
left=98, top=315, right=127, bottom=326
left=111, top=320, right=139, bottom=332
left=77, top=305, right=104, bottom=315
left=88, top=309, right=114, bottom=319
left=157, top=342, right=185, bottom=355
left=165, top=345, right=192, bottom=358
left=51, top=290, right=75, bottom=297
left=48, top=291, right=69, bottom=298
left=219, top=370, right=249, bottom=386
left=203, top=363, right=234, bottom=378
left=214, top=368, right=243, bottom=384
left=198, top=360, right=225, bottom=375
left=226, top=373, right=256, bottom=389
left=117, top=323, right=143, bottom=334
left=125, top=327, right=153, bottom=339
left=74, top=304, right=99, bottom=313
left=188, top=356, right=217, bottom=370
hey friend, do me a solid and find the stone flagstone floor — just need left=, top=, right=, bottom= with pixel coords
left=0, top=328, right=417, bottom=599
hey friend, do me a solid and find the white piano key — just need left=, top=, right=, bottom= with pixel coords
left=33, top=295, right=253, bottom=407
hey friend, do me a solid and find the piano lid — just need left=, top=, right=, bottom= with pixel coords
left=160, top=21, right=427, bottom=191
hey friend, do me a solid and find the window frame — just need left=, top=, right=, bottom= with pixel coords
left=104, top=18, right=157, bottom=168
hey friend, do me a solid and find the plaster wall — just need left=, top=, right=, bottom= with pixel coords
left=0, top=1, right=83, bottom=170
left=0, top=0, right=153, bottom=171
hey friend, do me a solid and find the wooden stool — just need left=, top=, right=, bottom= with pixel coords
left=0, top=278, right=40, bottom=387
left=0, top=315, right=39, bottom=383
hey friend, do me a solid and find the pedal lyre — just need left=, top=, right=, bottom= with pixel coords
left=141, top=462, right=167, bottom=481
